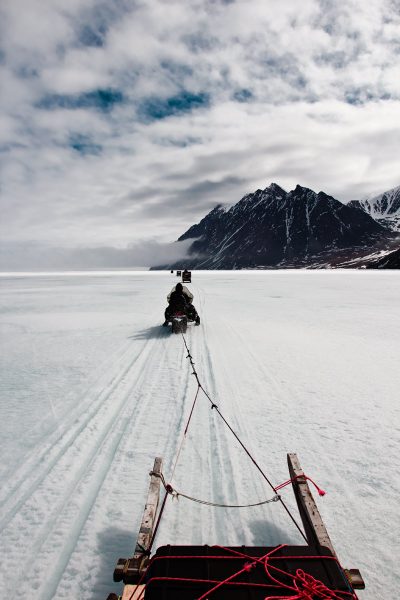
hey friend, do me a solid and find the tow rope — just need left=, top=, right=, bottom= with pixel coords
left=178, top=333, right=309, bottom=543
left=147, top=333, right=329, bottom=556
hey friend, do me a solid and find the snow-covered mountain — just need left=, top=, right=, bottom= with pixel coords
left=169, top=183, right=394, bottom=269
left=348, top=185, right=400, bottom=232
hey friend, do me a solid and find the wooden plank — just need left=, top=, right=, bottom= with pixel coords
left=344, top=569, right=366, bottom=589
left=121, top=584, right=145, bottom=600
left=125, top=456, right=163, bottom=582
left=134, top=457, right=163, bottom=556
left=287, top=453, right=336, bottom=557
left=113, top=458, right=163, bottom=584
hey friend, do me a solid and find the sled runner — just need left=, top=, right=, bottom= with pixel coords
left=108, top=454, right=364, bottom=600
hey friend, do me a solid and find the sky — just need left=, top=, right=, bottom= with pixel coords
left=1, top=0, right=400, bottom=267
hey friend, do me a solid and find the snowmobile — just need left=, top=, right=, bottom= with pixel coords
left=182, top=269, right=191, bottom=283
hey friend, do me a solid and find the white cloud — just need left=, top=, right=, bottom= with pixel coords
left=1, top=0, right=400, bottom=266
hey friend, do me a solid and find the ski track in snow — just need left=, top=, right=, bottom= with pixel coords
left=0, top=271, right=399, bottom=599
left=0, top=338, right=146, bottom=517
left=1, top=333, right=171, bottom=596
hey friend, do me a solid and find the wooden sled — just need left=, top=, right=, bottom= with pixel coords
left=107, top=454, right=365, bottom=599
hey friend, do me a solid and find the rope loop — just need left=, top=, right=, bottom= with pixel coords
left=294, top=568, right=335, bottom=598
left=155, top=470, right=281, bottom=508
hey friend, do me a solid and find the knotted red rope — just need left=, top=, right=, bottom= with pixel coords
left=193, top=545, right=357, bottom=600
left=195, top=554, right=261, bottom=600
left=275, top=474, right=326, bottom=496
left=262, top=545, right=356, bottom=600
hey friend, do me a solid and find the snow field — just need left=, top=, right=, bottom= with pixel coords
left=0, top=270, right=399, bottom=599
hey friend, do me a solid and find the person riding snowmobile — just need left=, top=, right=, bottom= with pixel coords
left=167, top=283, right=193, bottom=304
left=163, top=282, right=200, bottom=326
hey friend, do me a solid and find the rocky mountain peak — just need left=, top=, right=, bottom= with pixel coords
left=169, top=182, right=393, bottom=269
left=266, top=182, right=286, bottom=195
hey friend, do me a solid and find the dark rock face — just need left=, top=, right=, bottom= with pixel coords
left=348, top=186, right=400, bottom=232
left=173, top=183, right=390, bottom=269
left=366, top=246, right=400, bottom=269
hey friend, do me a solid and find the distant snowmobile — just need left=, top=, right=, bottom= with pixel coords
left=182, top=269, right=191, bottom=283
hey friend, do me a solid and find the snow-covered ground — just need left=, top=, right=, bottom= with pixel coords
left=0, top=270, right=399, bottom=600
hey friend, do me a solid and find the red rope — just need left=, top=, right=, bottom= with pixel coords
left=211, top=545, right=357, bottom=600
left=263, top=552, right=344, bottom=599
left=275, top=475, right=326, bottom=497
left=127, top=561, right=149, bottom=600
left=195, top=553, right=266, bottom=600
left=149, top=553, right=337, bottom=563
left=145, top=575, right=277, bottom=590
left=181, top=335, right=308, bottom=543
left=144, top=573, right=352, bottom=595
left=141, top=545, right=357, bottom=600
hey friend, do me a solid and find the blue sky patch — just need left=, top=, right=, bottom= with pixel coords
left=76, top=1, right=133, bottom=47
left=345, top=88, right=375, bottom=105
left=69, top=134, right=102, bottom=155
left=139, top=91, right=210, bottom=121
left=160, top=61, right=193, bottom=80
left=233, top=89, right=253, bottom=102
left=78, top=24, right=106, bottom=47
left=156, top=136, right=202, bottom=148
left=38, top=89, right=124, bottom=112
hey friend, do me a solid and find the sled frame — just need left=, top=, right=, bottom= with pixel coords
left=113, top=457, right=163, bottom=584
left=110, top=454, right=365, bottom=596
left=287, top=453, right=336, bottom=556
left=287, top=453, right=364, bottom=589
